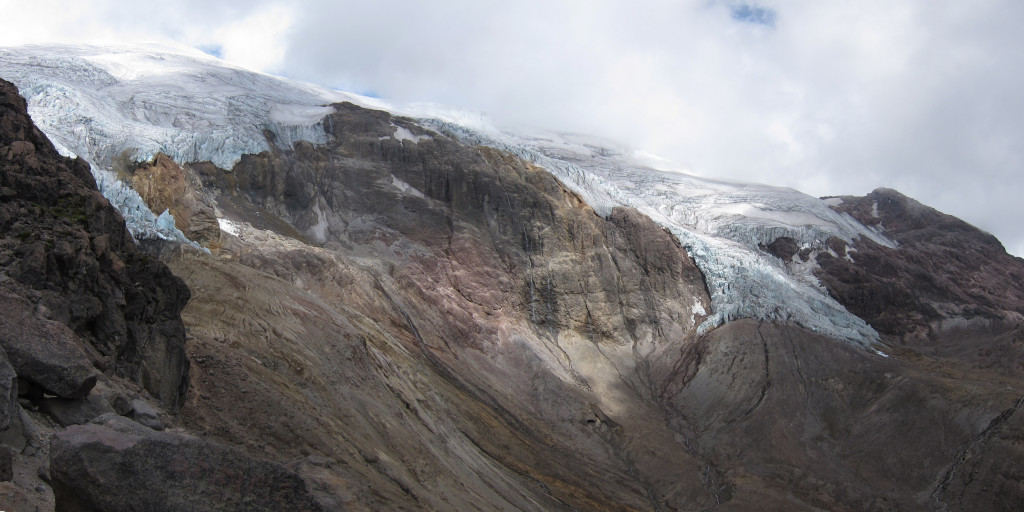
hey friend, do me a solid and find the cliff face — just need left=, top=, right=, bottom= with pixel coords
left=0, top=78, right=330, bottom=512
left=170, top=102, right=722, bottom=511
left=0, top=78, right=190, bottom=408
left=813, top=189, right=1024, bottom=375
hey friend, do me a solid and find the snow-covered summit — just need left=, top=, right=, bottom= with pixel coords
left=0, top=42, right=895, bottom=345
left=0, top=43, right=369, bottom=169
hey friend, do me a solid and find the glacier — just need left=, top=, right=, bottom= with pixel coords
left=0, top=42, right=896, bottom=345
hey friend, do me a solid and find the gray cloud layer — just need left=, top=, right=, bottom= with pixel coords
left=2, top=0, right=1022, bottom=255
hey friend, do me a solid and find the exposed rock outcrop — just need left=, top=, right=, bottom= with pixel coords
left=819, top=188, right=1024, bottom=335
left=127, top=153, right=220, bottom=247
left=816, top=189, right=1024, bottom=375
left=0, top=292, right=99, bottom=399
left=0, top=346, right=16, bottom=431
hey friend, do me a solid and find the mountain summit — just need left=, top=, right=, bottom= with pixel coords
left=0, top=43, right=1022, bottom=511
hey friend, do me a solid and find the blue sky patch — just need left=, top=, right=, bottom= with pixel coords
left=730, top=4, right=777, bottom=27
left=198, top=45, right=223, bottom=58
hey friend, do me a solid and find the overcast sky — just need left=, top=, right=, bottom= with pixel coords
left=2, top=0, right=1023, bottom=256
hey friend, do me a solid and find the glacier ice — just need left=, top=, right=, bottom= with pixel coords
left=0, top=42, right=896, bottom=345
left=0, top=44, right=357, bottom=170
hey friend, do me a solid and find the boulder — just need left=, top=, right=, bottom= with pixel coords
left=0, top=405, right=36, bottom=452
left=0, top=292, right=98, bottom=399
left=39, top=394, right=115, bottom=427
left=50, top=415, right=324, bottom=511
left=129, top=399, right=163, bottom=430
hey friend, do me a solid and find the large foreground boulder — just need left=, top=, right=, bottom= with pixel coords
left=50, top=415, right=323, bottom=511
left=0, top=292, right=98, bottom=399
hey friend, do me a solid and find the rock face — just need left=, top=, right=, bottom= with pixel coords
left=816, top=189, right=1024, bottom=372
left=0, top=78, right=190, bottom=408
left=0, top=345, right=16, bottom=431
left=126, top=153, right=221, bottom=247
left=50, top=415, right=323, bottom=512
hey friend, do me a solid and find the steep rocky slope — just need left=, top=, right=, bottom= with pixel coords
left=0, top=78, right=325, bottom=511
left=155, top=101, right=1022, bottom=510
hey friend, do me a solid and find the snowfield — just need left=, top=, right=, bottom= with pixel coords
left=0, top=42, right=896, bottom=345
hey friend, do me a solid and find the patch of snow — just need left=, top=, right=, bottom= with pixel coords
left=217, top=218, right=241, bottom=236
left=310, top=199, right=329, bottom=243
left=391, top=123, right=431, bottom=143
left=822, top=197, right=844, bottom=207
left=871, top=201, right=880, bottom=218
left=391, top=175, right=427, bottom=199
left=689, top=300, right=707, bottom=328
left=872, top=349, right=890, bottom=358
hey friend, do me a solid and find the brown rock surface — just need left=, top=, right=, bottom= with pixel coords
left=817, top=188, right=1024, bottom=374
left=129, top=153, right=220, bottom=247
left=0, top=481, right=37, bottom=512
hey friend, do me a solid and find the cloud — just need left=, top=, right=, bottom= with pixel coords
left=184, top=4, right=294, bottom=72
left=1, top=0, right=1022, bottom=256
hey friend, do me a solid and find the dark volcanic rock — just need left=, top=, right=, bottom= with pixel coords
left=0, top=292, right=98, bottom=399
left=759, top=236, right=799, bottom=263
left=50, top=414, right=324, bottom=512
left=817, top=188, right=1024, bottom=340
left=0, top=78, right=190, bottom=408
left=39, top=394, right=115, bottom=427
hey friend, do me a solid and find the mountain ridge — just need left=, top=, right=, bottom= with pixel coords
left=0, top=43, right=1022, bottom=511
left=2, top=42, right=907, bottom=346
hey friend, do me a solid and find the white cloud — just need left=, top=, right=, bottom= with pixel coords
left=183, top=4, right=294, bottom=73
left=1, top=0, right=1023, bottom=256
